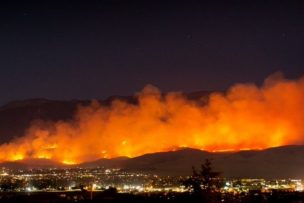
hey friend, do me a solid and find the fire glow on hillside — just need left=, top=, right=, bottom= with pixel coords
left=0, top=73, right=304, bottom=164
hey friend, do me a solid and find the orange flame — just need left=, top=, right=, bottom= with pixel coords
left=1, top=73, right=304, bottom=164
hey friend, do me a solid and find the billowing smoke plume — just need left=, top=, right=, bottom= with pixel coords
left=1, top=73, right=304, bottom=164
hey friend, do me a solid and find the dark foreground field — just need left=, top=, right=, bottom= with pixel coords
left=0, top=191, right=304, bottom=203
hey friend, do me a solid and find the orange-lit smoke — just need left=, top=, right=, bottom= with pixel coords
left=1, top=73, right=304, bottom=164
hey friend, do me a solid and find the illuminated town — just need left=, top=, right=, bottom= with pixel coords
left=0, top=166, right=303, bottom=194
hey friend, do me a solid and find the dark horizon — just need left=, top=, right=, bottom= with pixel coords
left=0, top=0, right=303, bottom=105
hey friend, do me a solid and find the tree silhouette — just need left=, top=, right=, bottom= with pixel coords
left=184, top=159, right=221, bottom=194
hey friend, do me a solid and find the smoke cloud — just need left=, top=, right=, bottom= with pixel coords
left=1, top=73, right=304, bottom=164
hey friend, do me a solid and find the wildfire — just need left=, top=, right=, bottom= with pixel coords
left=0, top=72, right=304, bottom=164
left=62, top=160, right=76, bottom=165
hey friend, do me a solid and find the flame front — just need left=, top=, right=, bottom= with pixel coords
left=1, top=73, right=304, bottom=164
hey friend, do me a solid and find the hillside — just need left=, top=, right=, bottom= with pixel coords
left=119, top=146, right=304, bottom=178
left=4, top=146, right=302, bottom=179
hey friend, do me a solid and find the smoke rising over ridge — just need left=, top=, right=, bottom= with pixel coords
left=1, top=73, right=304, bottom=164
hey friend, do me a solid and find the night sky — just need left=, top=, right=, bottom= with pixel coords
left=0, top=0, right=303, bottom=105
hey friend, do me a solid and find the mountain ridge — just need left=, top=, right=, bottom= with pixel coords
left=1, top=145, right=304, bottom=179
